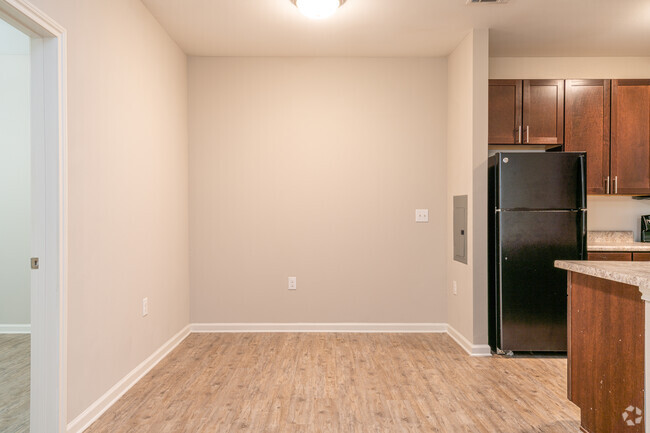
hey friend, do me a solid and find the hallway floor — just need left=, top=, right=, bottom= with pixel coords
left=0, top=334, right=29, bottom=433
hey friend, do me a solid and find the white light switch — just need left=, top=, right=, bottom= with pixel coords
left=415, top=209, right=429, bottom=223
left=288, top=277, right=297, bottom=290
left=142, top=297, right=149, bottom=317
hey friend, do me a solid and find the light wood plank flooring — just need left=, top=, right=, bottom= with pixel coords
left=86, top=333, right=579, bottom=432
left=0, top=334, right=30, bottom=433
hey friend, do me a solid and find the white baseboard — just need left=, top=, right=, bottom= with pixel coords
left=191, top=323, right=491, bottom=356
left=190, top=323, right=448, bottom=333
left=0, top=324, right=31, bottom=334
left=446, top=324, right=492, bottom=357
left=66, top=325, right=191, bottom=433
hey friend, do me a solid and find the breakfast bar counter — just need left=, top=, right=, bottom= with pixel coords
left=555, top=261, right=650, bottom=288
left=555, top=260, right=649, bottom=433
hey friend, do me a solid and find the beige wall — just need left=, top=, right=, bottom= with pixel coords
left=472, top=32, right=489, bottom=345
left=188, top=57, right=448, bottom=324
left=589, top=196, right=650, bottom=241
left=446, top=29, right=490, bottom=346
left=490, top=56, right=650, bottom=241
left=489, top=57, right=650, bottom=80
left=28, top=0, right=190, bottom=421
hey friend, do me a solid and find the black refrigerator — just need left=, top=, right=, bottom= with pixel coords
left=488, top=152, right=587, bottom=354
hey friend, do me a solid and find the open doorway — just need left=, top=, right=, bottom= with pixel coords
left=0, top=17, right=31, bottom=432
left=0, top=0, right=66, bottom=431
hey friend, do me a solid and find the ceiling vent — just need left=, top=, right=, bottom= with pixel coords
left=467, top=0, right=509, bottom=4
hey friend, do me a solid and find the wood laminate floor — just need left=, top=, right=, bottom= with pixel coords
left=86, top=333, right=579, bottom=433
left=0, top=334, right=30, bottom=433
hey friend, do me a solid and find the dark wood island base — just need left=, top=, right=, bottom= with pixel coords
left=567, top=271, right=645, bottom=433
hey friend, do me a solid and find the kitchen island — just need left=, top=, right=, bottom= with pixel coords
left=555, top=260, right=649, bottom=433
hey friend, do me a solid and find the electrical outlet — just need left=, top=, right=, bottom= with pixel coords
left=142, top=297, right=149, bottom=317
left=452, top=281, right=458, bottom=296
left=415, top=209, right=429, bottom=223
left=288, top=277, right=297, bottom=290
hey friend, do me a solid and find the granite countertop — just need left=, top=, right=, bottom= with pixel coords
left=588, top=243, right=650, bottom=252
left=555, top=260, right=650, bottom=295
left=587, top=230, right=650, bottom=252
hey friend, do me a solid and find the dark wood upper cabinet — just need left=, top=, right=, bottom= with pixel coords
left=565, top=80, right=611, bottom=195
left=612, top=80, right=650, bottom=195
left=488, top=77, right=650, bottom=195
left=489, top=80, right=522, bottom=145
left=522, top=80, right=564, bottom=145
left=489, top=79, right=564, bottom=146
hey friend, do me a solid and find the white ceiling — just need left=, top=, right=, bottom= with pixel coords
left=140, top=0, right=650, bottom=57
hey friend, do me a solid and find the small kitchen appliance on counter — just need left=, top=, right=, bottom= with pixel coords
left=642, top=215, right=650, bottom=242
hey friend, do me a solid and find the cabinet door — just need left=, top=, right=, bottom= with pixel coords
left=633, top=252, right=650, bottom=261
left=489, top=80, right=522, bottom=145
left=612, top=80, right=650, bottom=194
left=587, top=252, right=632, bottom=261
left=565, top=80, right=611, bottom=195
left=523, top=80, right=565, bottom=145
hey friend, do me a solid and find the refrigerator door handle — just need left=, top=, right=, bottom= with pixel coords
left=579, top=155, right=586, bottom=208
left=497, top=212, right=504, bottom=348
left=581, top=210, right=587, bottom=260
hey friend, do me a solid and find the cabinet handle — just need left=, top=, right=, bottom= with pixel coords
left=614, top=176, right=618, bottom=194
left=526, top=125, right=530, bottom=143
left=606, top=176, right=610, bottom=194
left=518, top=126, right=522, bottom=144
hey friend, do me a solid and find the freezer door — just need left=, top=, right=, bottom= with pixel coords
left=496, top=210, right=586, bottom=352
left=495, top=152, right=586, bottom=210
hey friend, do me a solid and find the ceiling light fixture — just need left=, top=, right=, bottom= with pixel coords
left=291, top=0, right=347, bottom=20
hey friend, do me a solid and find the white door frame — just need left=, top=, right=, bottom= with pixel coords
left=0, top=1, right=67, bottom=431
